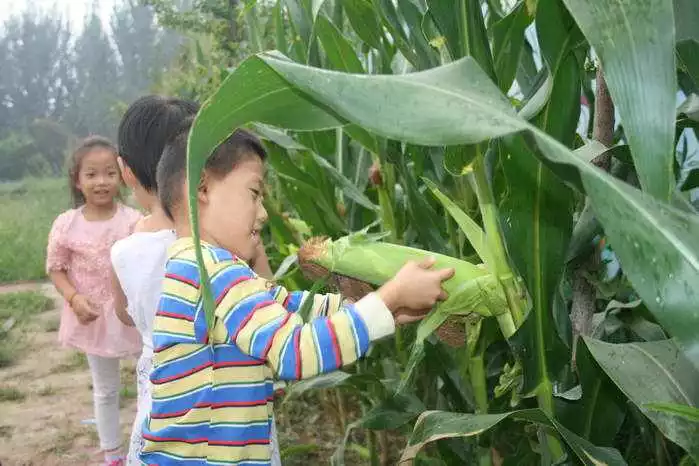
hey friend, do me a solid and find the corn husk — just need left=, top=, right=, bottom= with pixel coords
left=298, top=233, right=510, bottom=347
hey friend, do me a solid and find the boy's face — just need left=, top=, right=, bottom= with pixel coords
left=199, top=156, right=268, bottom=263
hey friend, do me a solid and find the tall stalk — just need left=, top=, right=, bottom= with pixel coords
left=468, top=149, right=564, bottom=460
left=468, top=151, right=524, bottom=329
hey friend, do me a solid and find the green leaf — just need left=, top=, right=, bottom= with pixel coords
left=645, top=402, right=699, bottom=422
left=342, top=0, right=384, bottom=50
left=674, top=0, right=699, bottom=87
left=284, top=371, right=352, bottom=401
left=309, top=150, right=379, bottom=210
left=491, top=1, right=531, bottom=92
left=584, top=338, right=699, bottom=460
left=460, top=0, right=496, bottom=80
left=516, top=38, right=539, bottom=96
left=557, top=337, right=626, bottom=446
left=518, top=70, right=553, bottom=120
left=312, top=0, right=327, bottom=19
left=188, top=53, right=699, bottom=366
left=574, top=140, right=611, bottom=164
left=400, top=408, right=627, bottom=465
left=422, top=177, right=491, bottom=265
left=315, top=14, right=365, bottom=73
left=425, top=0, right=463, bottom=60
left=562, top=0, right=677, bottom=200
left=500, top=134, right=575, bottom=396
left=274, top=0, right=289, bottom=56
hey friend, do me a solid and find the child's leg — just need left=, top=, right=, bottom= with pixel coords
left=86, top=354, right=123, bottom=457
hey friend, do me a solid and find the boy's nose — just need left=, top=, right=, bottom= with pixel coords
left=257, top=204, right=268, bottom=224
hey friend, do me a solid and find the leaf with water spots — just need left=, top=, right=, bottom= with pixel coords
left=400, top=408, right=626, bottom=465
left=584, top=338, right=699, bottom=461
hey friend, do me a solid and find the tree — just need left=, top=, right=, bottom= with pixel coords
left=0, top=9, right=74, bottom=133
left=69, top=10, right=122, bottom=138
left=111, top=0, right=181, bottom=103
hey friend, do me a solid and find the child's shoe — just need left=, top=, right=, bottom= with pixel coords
left=104, top=454, right=125, bottom=466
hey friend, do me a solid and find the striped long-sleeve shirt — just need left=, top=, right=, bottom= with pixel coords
left=140, top=237, right=394, bottom=465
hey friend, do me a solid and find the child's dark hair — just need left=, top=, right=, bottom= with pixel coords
left=69, top=136, right=119, bottom=207
left=157, top=121, right=267, bottom=221
left=117, top=95, right=200, bottom=192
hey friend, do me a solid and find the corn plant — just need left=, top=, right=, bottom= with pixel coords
left=181, top=0, right=699, bottom=464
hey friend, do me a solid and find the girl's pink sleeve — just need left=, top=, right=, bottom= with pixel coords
left=46, top=212, right=71, bottom=273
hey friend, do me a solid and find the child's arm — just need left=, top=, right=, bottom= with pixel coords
left=111, top=266, right=134, bottom=327
left=46, top=213, right=99, bottom=324
left=213, top=258, right=452, bottom=381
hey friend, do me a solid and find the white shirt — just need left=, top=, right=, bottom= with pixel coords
left=110, top=229, right=176, bottom=356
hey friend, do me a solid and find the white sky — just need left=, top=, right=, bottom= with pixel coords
left=1, top=0, right=118, bottom=31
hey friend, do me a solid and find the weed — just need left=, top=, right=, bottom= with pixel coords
left=0, top=291, right=54, bottom=320
left=0, top=386, right=25, bottom=402
left=43, top=316, right=60, bottom=332
left=0, top=178, right=70, bottom=283
left=0, top=425, right=12, bottom=438
left=0, top=343, right=17, bottom=368
left=41, top=428, right=75, bottom=456
left=50, top=351, right=88, bottom=374
left=37, top=384, right=56, bottom=397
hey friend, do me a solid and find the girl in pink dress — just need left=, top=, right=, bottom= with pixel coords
left=46, top=136, right=143, bottom=466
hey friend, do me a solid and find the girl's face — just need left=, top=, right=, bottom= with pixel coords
left=76, top=148, right=121, bottom=208
left=198, top=156, right=268, bottom=263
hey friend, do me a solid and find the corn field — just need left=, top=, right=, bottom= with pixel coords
left=183, top=0, right=699, bottom=464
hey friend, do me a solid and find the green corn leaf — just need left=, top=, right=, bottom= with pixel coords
left=562, top=0, right=677, bottom=201
left=584, top=338, right=699, bottom=461
left=400, top=408, right=627, bottom=465
left=187, top=52, right=699, bottom=368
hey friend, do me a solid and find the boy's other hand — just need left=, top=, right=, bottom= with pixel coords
left=71, top=294, right=100, bottom=325
left=378, top=257, right=454, bottom=324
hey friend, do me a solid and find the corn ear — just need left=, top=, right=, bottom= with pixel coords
left=298, top=233, right=510, bottom=324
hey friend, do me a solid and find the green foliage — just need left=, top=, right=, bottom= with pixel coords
left=165, top=0, right=699, bottom=463
left=0, top=291, right=54, bottom=321
left=0, top=1, right=181, bottom=167
left=0, top=178, right=70, bottom=282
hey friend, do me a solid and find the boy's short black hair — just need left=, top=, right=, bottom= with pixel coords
left=117, top=95, right=200, bottom=192
left=157, top=122, right=267, bottom=221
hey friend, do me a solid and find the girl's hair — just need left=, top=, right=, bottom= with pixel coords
left=68, top=135, right=120, bottom=207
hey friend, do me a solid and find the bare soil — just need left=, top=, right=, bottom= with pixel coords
left=0, top=283, right=138, bottom=466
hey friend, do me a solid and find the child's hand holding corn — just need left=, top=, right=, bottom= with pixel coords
left=377, top=256, right=455, bottom=325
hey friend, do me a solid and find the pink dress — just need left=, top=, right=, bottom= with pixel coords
left=46, top=204, right=143, bottom=358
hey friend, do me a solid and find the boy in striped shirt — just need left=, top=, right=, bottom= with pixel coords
left=140, top=123, right=454, bottom=465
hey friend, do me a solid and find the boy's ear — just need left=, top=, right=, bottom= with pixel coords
left=197, top=171, right=209, bottom=203
left=117, top=157, right=138, bottom=189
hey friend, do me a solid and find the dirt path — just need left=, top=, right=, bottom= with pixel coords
left=0, top=282, right=138, bottom=466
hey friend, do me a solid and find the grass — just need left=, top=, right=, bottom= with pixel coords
left=0, top=290, right=54, bottom=368
left=120, top=362, right=138, bottom=399
left=37, top=384, right=56, bottom=397
left=0, top=290, right=54, bottom=320
left=0, top=177, right=70, bottom=283
left=0, top=344, right=16, bottom=368
left=50, top=351, right=88, bottom=374
left=43, top=316, right=60, bottom=332
left=0, top=386, right=26, bottom=402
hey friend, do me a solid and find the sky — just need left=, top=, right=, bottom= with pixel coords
left=1, top=0, right=118, bottom=31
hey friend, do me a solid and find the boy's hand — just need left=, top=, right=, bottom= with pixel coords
left=378, top=257, right=454, bottom=324
left=71, top=294, right=100, bottom=325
